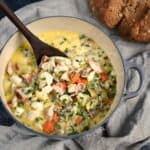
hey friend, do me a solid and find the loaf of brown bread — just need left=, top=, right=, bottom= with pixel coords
left=131, top=10, right=150, bottom=42
left=90, top=0, right=150, bottom=42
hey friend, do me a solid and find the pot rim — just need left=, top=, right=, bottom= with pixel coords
left=0, top=16, right=126, bottom=139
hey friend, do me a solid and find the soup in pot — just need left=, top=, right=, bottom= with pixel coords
left=4, top=30, right=116, bottom=135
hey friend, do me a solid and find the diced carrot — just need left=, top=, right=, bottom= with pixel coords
left=101, top=73, right=108, bottom=82
left=78, top=78, right=87, bottom=84
left=71, top=73, right=87, bottom=84
left=52, top=112, right=59, bottom=123
left=70, top=73, right=81, bottom=84
left=59, top=82, right=67, bottom=90
left=43, top=120, right=54, bottom=134
left=75, top=116, right=82, bottom=125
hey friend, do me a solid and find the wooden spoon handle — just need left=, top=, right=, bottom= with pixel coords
left=0, top=0, right=38, bottom=43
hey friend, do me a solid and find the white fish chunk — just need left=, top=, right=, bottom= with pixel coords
left=39, top=72, right=53, bottom=88
left=60, top=95, right=73, bottom=104
left=15, top=107, right=24, bottom=117
left=31, top=102, right=43, bottom=111
left=68, top=84, right=77, bottom=93
left=47, top=104, right=55, bottom=119
left=42, top=85, right=53, bottom=94
left=27, top=111, right=40, bottom=121
left=87, top=71, right=95, bottom=81
left=10, top=75, right=22, bottom=86
left=12, top=97, right=18, bottom=108
left=36, top=91, right=49, bottom=101
left=61, top=72, right=69, bottom=81
left=7, top=63, right=13, bottom=75
left=89, top=60, right=102, bottom=73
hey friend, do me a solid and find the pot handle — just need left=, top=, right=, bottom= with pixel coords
left=123, top=61, right=145, bottom=100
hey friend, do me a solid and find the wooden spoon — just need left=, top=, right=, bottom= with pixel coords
left=0, top=0, right=67, bottom=64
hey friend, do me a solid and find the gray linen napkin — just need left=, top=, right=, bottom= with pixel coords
left=0, top=0, right=150, bottom=150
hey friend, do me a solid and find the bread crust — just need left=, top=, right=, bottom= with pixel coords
left=90, top=0, right=150, bottom=42
left=90, top=0, right=107, bottom=23
left=90, top=0, right=126, bottom=28
left=119, top=0, right=149, bottom=37
left=131, top=10, right=150, bottom=42
left=103, top=0, right=126, bottom=28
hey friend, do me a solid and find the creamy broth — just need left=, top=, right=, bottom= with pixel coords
left=4, top=30, right=116, bottom=135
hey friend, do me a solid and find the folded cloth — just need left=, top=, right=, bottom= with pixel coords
left=0, top=0, right=150, bottom=150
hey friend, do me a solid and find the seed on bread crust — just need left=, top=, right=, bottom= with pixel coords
left=119, top=0, right=149, bottom=37
left=131, top=10, right=150, bottom=42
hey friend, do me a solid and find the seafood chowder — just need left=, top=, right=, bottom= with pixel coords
left=4, top=30, right=116, bottom=135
